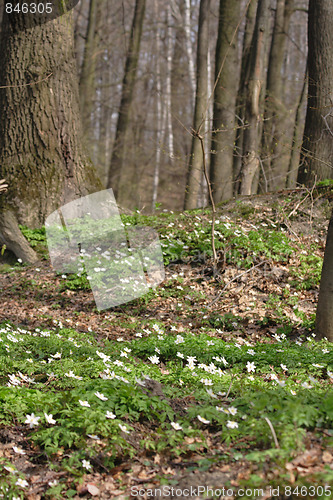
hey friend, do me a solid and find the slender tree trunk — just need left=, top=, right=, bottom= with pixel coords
left=165, top=4, right=174, bottom=163
left=0, top=8, right=101, bottom=261
left=210, top=0, right=241, bottom=204
left=152, top=0, right=163, bottom=210
left=297, top=0, right=333, bottom=185
left=286, top=68, right=307, bottom=188
left=233, top=0, right=258, bottom=193
left=261, top=0, right=294, bottom=191
left=184, top=0, right=211, bottom=210
left=107, top=0, right=146, bottom=203
left=240, top=0, right=270, bottom=196
left=79, top=0, right=98, bottom=149
left=199, top=42, right=213, bottom=207
left=184, top=0, right=196, bottom=107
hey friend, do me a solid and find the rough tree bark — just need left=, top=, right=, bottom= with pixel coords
left=210, top=0, right=241, bottom=204
left=297, top=0, right=333, bottom=185
left=0, top=7, right=101, bottom=262
left=310, top=0, right=333, bottom=342
left=316, top=212, right=333, bottom=341
left=107, top=0, right=146, bottom=204
left=184, top=0, right=211, bottom=210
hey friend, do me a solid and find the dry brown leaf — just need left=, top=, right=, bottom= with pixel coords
left=87, top=483, right=100, bottom=496
left=219, top=465, right=231, bottom=472
left=137, top=470, right=155, bottom=480
left=160, top=368, right=170, bottom=375
left=322, top=451, right=333, bottom=463
left=184, top=436, right=195, bottom=444
left=131, top=464, right=142, bottom=474
left=161, top=466, right=176, bottom=475
left=289, top=471, right=296, bottom=483
left=292, top=449, right=320, bottom=467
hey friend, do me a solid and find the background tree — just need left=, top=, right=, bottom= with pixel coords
left=210, top=0, right=241, bottom=204
left=0, top=0, right=312, bottom=219
left=0, top=5, right=101, bottom=262
left=240, top=0, right=270, bottom=196
left=297, top=0, right=333, bottom=185
left=79, top=0, right=99, bottom=153
left=107, top=0, right=146, bottom=205
left=261, top=0, right=294, bottom=191
left=184, top=0, right=211, bottom=210
left=233, top=0, right=258, bottom=193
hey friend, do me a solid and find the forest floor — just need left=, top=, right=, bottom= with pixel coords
left=0, top=187, right=333, bottom=499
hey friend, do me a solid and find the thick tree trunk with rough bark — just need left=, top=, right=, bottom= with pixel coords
left=107, top=0, right=146, bottom=205
left=0, top=9, right=100, bottom=227
left=311, top=0, right=333, bottom=342
left=210, top=0, right=241, bottom=204
left=184, top=0, right=211, bottom=210
left=0, top=8, right=101, bottom=262
left=297, top=0, right=333, bottom=185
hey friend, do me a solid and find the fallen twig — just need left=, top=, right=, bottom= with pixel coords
left=264, top=416, right=280, bottom=449
left=206, top=260, right=269, bottom=308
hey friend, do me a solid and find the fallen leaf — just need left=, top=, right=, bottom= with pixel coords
left=87, top=483, right=100, bottom=496
left=322, top=451, right=333, bottom=463
left=292, top=450, right=320, bottom=467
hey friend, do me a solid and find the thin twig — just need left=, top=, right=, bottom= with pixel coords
left=287, top=193, right=309, bottom=219
left=0, top=73, right=53, bottom=89
left=225, top=375, right=234, bottom=399
left=308, top=176, right=317, bottom=225
left=195, top=130, right=218, bottom=267
left=206, top=260, right=269, bottom=308
left=259, top=157, right=268, bottom=193
left=264, top=416, right=280, bottom=449
left=321, top=110, right=333, bottom=138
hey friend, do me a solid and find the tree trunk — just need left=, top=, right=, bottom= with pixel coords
left=152, top=0, right=163, bottom=211
left=286, top=68, right=307, bottom=188
left=79, top=0, right=98, bottom=150
left=210, top=0, right=241, bottom=204
left=261, top=0, right=294, bottom=191
left=316, top=211, right=333, bottom=341
left=184, top=0, right=211, bottom=210
left=184, top=0, right=196, bottom=107
left=233, top=0, right=258, bottom=193
left=0, top=8, right=101, bottom=262
left=106, top=0, right=146, bottom=204
left=297, top=0, right=333, bottom=185
left=240, top=0, right=270, bottom=196
left=0, top=210, right=38, bottom=263
left=165, top=4, right=174, bottom=164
